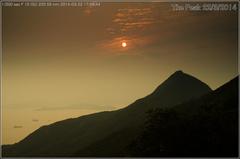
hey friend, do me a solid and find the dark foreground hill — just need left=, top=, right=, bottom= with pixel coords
left=2, top=71, right=217, bottom=157
left=129, top=76, right=239, bottom=157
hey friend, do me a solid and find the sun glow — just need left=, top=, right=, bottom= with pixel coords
left=121, top=42, right=127, bottom=47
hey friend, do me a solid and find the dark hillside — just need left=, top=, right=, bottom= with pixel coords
left=2, top=71, right=213, bottom=157
left=129, top=77, right=238, bottom=157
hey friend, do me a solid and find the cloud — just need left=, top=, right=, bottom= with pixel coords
left=82, top=6, right=97, bottom=16
left=13, top=125, right=23, bottom=129
left=106, top=27, right=116, bottom=35
left=32, top=119, right=39, bottom=122
left=99, top=2, right=237, bottom=55
left=111, top=7, right=156, bottom=33
left=99, top=35, right=155, bottom=54
left=99, top=5, right=162, bottom=53
left=34, top=103, right=115, bottom=111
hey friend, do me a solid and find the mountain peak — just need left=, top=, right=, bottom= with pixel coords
left=173, top=70, right=184, bottom=74
left=168, top=70, right=186, bottom=79
left=148, top=70, right=212, bottom=105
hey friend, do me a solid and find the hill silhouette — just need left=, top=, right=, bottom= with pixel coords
left=129, top=76, right=238, bottom=157
left=2, top=71, right=216, bottom=157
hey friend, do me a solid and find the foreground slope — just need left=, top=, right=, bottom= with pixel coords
left=2, top=71, right=212, bottom=157
left=129, top=76, right=238, bottom=157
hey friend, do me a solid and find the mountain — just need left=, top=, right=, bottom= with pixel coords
left=149, top=70, right=211, bottom=102
left=2, top=71, right=212, bottom=157
left=129, top=76, right=238, bottom=157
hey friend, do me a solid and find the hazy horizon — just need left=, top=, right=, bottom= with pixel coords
left=2, top=2, right=238, bottom=144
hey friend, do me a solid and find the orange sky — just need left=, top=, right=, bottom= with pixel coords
left=2, top=2, right=238, bottom=144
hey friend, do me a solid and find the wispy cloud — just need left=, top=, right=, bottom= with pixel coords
left=97, top=3, right=175, bottom=54
left=13, top=125, right=23, bottom=129
left=99, top=2, right=237, bottom=56
left=99, top=5, right=158, bottom=53
left=32, top=119, right=39, bottom=122
left=82, top=7, right=96, bottom=16
left=99, top=35, right=155, bottom=54
left=110, top=6, right=156, bottom=34
left=34, top=103, right=115, bottom=111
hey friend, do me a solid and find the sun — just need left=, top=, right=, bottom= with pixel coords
left=121, top=42, right=127, bottom=48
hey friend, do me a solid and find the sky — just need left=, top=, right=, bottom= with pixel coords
left=2, top=2, right=238, bottom=144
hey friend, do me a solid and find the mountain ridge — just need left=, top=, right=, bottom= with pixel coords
left=149, top=70, right=211, bottom=99
left=2, top=70, right=214, bottom=157
left=128, top=76, right=238, bottom=157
